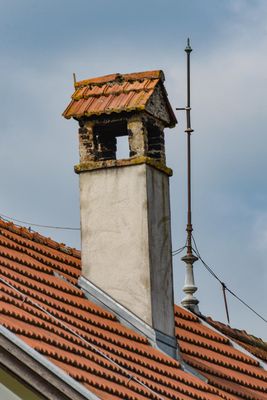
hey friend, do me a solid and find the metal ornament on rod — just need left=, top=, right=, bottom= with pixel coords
left=176, top=39, right=199, bottom=313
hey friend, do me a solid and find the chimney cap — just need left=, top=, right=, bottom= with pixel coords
left=63, top=69, right=177, bottom=127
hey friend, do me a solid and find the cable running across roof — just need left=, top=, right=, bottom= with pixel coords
left=0, top=212, right=186, bottom=255
left=0, top=277, right=166, bottom=400
left=191, top=234, right=267, bottom=325
left=0, top=213, right=80, bottom=231
left=172, top=245, right=187, bottom=256
left=2, top=213, right=265, bottom=325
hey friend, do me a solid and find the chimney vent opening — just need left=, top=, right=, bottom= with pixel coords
left=94, top=120, right=128, bottom=161
left=116, top=135, right=130, bottom=160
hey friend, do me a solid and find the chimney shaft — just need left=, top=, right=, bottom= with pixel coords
left=80, top=160, right=174, bottom=333
left=63, top=70, right=178, bottom=354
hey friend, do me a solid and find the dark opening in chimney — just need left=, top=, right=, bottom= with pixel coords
left=94, top=120, right=128, bottom=160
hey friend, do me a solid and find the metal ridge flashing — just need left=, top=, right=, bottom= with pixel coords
left=0, top=325, right=100, bottom=400
left=78, top=275, right=155, bottom=340
left=78, top=276, right=209, bottom=382
left=78, top=275, right=179, bottom=359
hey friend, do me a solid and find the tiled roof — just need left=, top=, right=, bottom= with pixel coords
left=0, top=219, right=220, bottom=400
left=62, top=70, right=177, bottom=126
left=204, top=317, right=267, bottom=363
left=1, top=218, right=266, bottom=399
left=175, top=306, right=267, bottom=400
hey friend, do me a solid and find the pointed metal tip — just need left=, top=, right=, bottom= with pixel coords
left=185, top=38, right=192, bottom=53
left=73, top=72, right=77, bottom=87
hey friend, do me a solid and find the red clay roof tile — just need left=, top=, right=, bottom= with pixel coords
left=75, top=71, right=164, bottom=88
left=176, top=317, right=230, bottom=345
left=205, top=316, right=267, bottom=363
left=175, top=305, right=267, bottom=399
left=181, top=350, right=267, bottom=389
left=1, top=218, right=266, bottom=400
left=176, top=328, right=261, bottom=368
left=62, top=70, right=177, bottom=127
left=198, top=371, right=267, bottom=400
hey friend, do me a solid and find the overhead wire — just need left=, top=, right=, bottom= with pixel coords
left=1, top=214, right=266, bottom=324
left=191, top=234, right=267, bottom=324
left=172, top=245, right=187, bottom=256
left=225, top=286, right=267, bottom=324
left=0, top=213, right=80, bottom=231
left=172, top=238, right=188, bottom=256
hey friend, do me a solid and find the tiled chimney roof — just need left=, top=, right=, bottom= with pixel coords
left=1, top=218, right=266, bottom=399
left=63, top=70, right=177, bottom=127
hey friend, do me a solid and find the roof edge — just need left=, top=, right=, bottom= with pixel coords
left=0, top=325, right=100, bottom=400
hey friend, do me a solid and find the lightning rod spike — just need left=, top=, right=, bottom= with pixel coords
left=180, top=38, right=200, bottom=314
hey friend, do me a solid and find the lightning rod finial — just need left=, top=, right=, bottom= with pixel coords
left=185, top=38, right=192, bottom=53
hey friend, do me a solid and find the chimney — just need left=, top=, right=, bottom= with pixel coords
left=63, top=70, right=178, bottom=355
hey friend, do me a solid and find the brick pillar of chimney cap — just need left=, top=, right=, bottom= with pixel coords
left=128, top=116, right=148, bottom=158
left=78, top=120, right=96, bottom=163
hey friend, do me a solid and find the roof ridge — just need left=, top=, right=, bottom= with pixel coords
left=75, top=70, right=164, bottom=89
left=205, top=317, right=267, bottom=351
left=0, top=218, right=81, bottom=260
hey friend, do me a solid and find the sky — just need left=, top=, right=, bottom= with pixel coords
left=0, top=0, right=266, bottom=340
